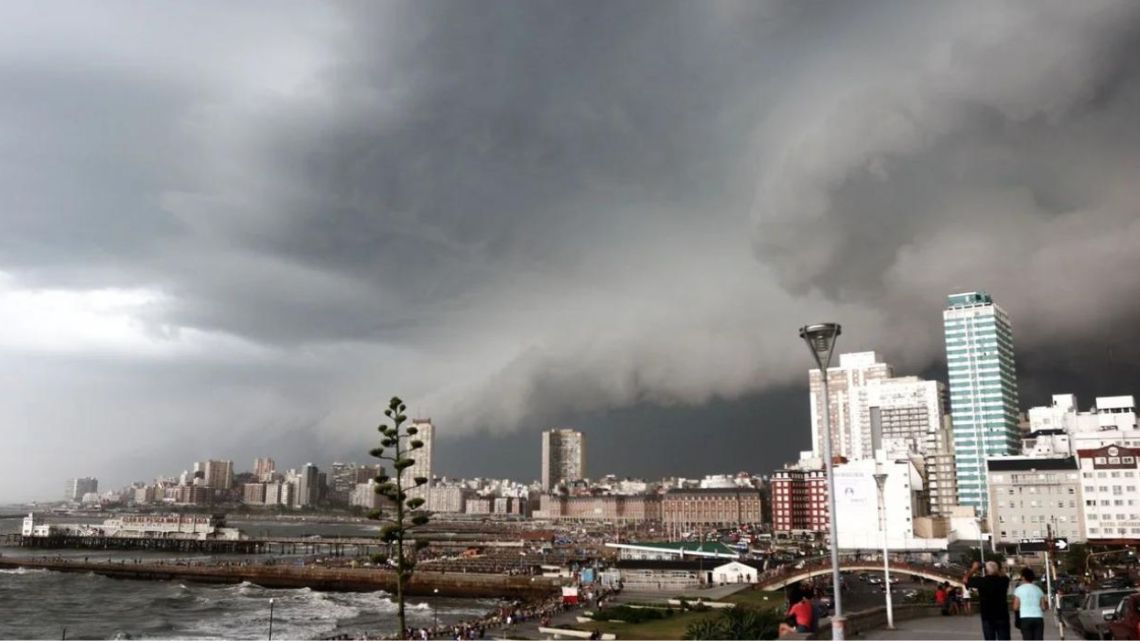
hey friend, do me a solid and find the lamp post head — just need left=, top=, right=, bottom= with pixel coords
left=799, top=323, right=842, bottom=369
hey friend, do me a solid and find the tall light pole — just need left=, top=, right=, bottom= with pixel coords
left=873, top=470, right=894, bottom=630
left=433, top=588, right=440, bottom=632
left=800, top=322, right=845, bottom=640
left=267, top=597, right=275, bottom=641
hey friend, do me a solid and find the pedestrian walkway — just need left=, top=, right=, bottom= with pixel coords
left=862, top=615, right=1065, bottom=640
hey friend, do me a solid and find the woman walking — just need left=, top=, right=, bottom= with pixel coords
left=1012, top=567, right=1048, bottom=640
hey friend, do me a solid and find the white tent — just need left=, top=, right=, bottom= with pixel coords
left=711, top=561, right=758, bottom=584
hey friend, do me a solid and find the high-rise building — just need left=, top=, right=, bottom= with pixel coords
left=944, top=291, right=1020, bottom=514
left=254, top=458, right=276, bottom=481
left=864, top=377, right=947, bottom=458
left=330, top=462, right=358, bottom=494
left=541, top=428, right=585, bottom=491
left=200, top=460, right=234, bottom=490
left=65, top=477, right=99, bottom=502
left=402, top=419, right=434, bottom=498
left=295, top=463, right=320, bottom=507
left=242, top=483, right=267, bottom=505
left=925, top=416, right=960, bottom=517
left=809, top=352, right=894, bottom=460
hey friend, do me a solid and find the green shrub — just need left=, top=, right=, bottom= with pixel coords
left=684, top=607, right=783, bottom=640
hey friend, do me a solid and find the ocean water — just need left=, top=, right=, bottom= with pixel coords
left=0, top=568, right=497, bottom=640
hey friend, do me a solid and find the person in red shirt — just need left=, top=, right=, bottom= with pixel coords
left=935, top=583, right=948, bottom=613
left=787, top=594, right=814, bottom=633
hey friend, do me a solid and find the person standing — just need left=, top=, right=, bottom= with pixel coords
left=1012, top=568, right=1048, bottom=640
left=964, top=560, right=1012, bottom=640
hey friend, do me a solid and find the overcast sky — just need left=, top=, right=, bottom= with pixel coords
left=2, top=1, right=1140, bottom=502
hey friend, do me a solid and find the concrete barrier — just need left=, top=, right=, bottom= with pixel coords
left=537, top=626, right=616, bottom=639
left=0, top=557, right=560, bottom=598
left=810, top=604, right=943, bottom=639
left=667, top=598, right=735, bottom=609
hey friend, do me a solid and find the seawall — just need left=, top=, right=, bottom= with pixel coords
left=0, top=557, right=562, bottom=598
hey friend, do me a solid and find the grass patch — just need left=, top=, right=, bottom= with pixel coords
left=576, top=610, right=721, bottom=640
left=722, top=590, right=785, bottom=611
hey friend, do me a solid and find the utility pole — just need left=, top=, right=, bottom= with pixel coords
left=1047, top=524, right=1063, bottom=640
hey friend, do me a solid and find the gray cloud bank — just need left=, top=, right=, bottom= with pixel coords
left=1, top=1, right=1139, bottom=500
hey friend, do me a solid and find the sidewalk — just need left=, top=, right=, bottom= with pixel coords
left=862, top=615, right=1065, bottom=640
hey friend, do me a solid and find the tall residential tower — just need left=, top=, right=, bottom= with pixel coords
left=403, top=419, right=434, bottom=497
left=943, top=291, right=1019, bottom=514
left=541, top=428, right=585, bottom=491
left=808, top=352, right=894, bottom=460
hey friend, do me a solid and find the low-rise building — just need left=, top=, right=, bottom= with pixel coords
left=426, top=486, right=468, bottom=513
left=1078, top=445, right=1140, bottom=542
left=536, top=494, right=663, bottom=522
left=985, top=456, right=1083, bottom=544
left=661, top=488, right=762, bottom=528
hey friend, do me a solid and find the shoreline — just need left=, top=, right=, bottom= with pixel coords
left=0, top=557, right=563, bottom=599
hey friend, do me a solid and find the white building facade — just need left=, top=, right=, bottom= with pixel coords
left=832, top=456, right=943, bottom=551
left=809, top=352, right=894, bottom=461
left=1078, top=444, right=1140, bottom=542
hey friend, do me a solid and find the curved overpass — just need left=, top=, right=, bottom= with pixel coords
left=756, top=561, right=965, bottom=590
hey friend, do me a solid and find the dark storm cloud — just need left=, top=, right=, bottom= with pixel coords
left=1, top=1, right=1139, bottom=499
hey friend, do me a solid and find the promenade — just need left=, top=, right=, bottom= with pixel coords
left=0, top=556, right=562, bottom=599
left=862, top=615, right=1065, bottom=640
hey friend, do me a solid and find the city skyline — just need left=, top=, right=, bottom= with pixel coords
left=4, top=2, right=1140, bottom=502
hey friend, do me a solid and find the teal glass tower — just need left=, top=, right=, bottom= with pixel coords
left=943, top=291, right=1019, bottom=515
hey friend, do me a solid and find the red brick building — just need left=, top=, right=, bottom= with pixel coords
left=660, top=488, right=763, bottom=528
left=770, top=467, right=828, bottom=534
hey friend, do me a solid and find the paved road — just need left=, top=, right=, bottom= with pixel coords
left=862, top=614, right=1067, bottom=640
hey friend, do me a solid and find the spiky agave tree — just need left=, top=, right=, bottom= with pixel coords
left=368, top=396, right=430, bottom=638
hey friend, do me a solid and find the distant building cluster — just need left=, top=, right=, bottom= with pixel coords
left=66, top=289, right=1140, bottom=553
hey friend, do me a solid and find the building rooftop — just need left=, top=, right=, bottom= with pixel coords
left=665, top=487, right=760, bottom=495
left=986, top=456, right=1076, bottom=471
left=614, top=541, right=739, bottom=556
left=946, top=291, right=993, bottom=307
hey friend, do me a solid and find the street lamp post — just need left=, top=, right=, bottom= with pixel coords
left=268, top=598, right=275, bottom=641
left=433, top=588, right=440, bottom=632
left=800, top=322, right=845, bottom=640
left=872, top=471, right=894, bottom=630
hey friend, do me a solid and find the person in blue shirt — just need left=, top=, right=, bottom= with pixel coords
left=1012, top=567, right=1049, bottom=640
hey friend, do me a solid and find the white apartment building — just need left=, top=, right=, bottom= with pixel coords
left=1078, top=444, right=1140, bottom=542
left=350, top=480, right=385, bottom=510
left=1025, top=395, right=1139, bottom=455
left=809, top=352, right=894, bottom=461
left=403, top=419, right=435, bottom=498
left=426, top=485, right=468, bottom=513
left=864, top=377, right=947, bottom=459
left=985, top=456, right=1084, bottom=544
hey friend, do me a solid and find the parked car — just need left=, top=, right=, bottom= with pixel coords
left=1106, top=593, right=1140, bottom=640
left=1074, top=589, right=1136, bottom=639
left=1060, top=593, right=1087, bottom=621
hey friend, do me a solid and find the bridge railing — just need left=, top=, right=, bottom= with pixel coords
left=755, top=557, right=961, bottom=587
